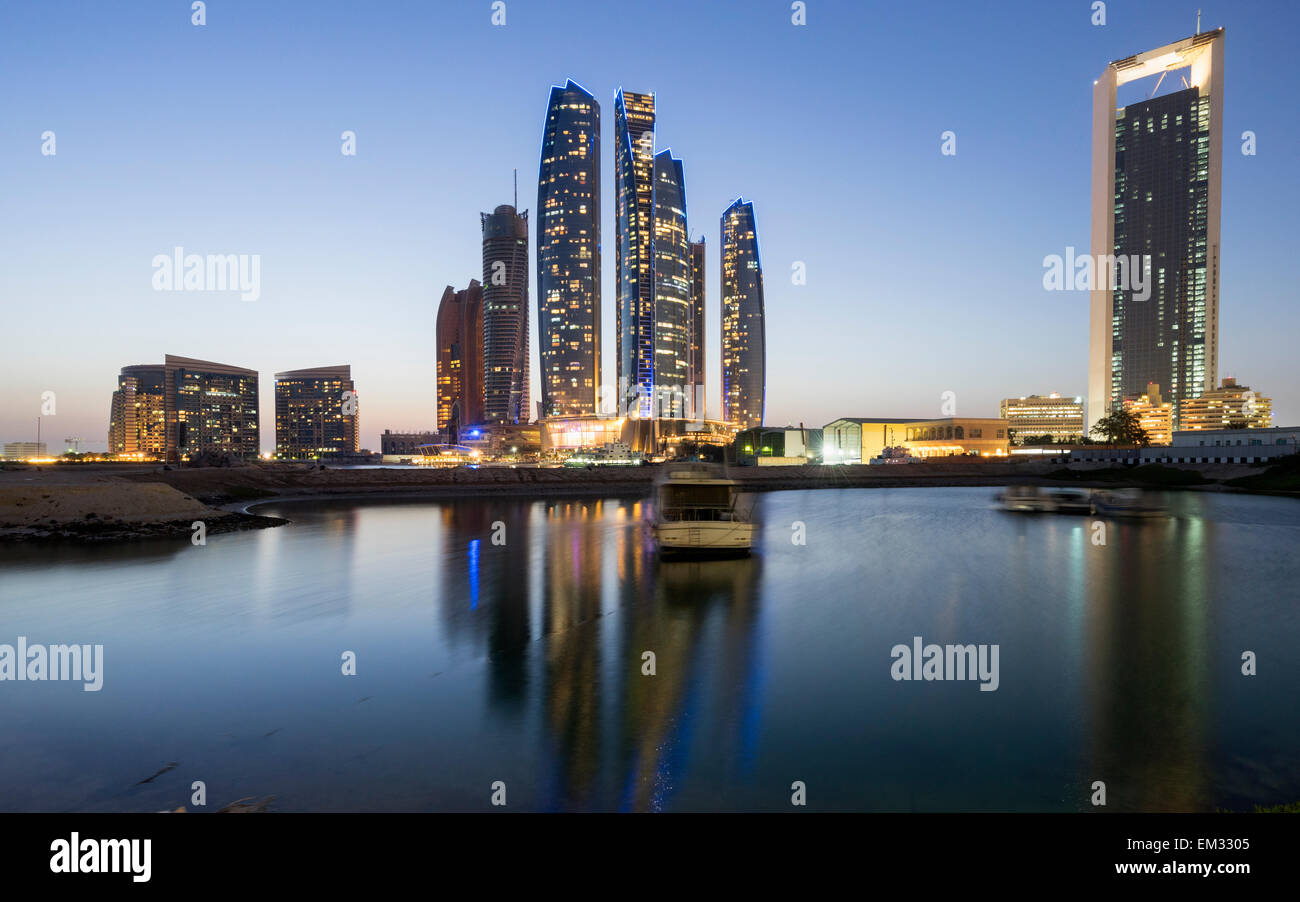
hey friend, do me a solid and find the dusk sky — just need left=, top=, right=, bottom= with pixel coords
left=2, top=0, right=1296, bottom=452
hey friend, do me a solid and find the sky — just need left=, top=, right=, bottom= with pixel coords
left=2, top=0, right=1297, bottom=453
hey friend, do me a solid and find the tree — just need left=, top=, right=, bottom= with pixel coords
left=1090, top=408, right=1150, bottom=446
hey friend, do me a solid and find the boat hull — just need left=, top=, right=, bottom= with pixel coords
left=653, top=521, right=755, bottom=557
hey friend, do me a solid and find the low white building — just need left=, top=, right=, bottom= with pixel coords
left=1142, top=426, right=1299, bottom=464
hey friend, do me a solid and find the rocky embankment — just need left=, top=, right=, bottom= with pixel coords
left=0, top=480, right=285, bottom=542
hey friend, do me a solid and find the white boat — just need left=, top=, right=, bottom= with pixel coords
left=652, top=467, right=754, bottom=557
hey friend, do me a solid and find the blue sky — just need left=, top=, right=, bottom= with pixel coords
left=2, top=0, right=1296, bottom=451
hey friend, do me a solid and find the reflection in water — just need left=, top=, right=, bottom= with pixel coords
left=1083, top=500, right=1213, bottom=811
left=0, top=488, right=1296, bottom=812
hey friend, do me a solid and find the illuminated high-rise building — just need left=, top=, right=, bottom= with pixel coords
left=652, top=150, right=690, bottom=418
left=108, top=364, right=167, bottom=457
left=721, top=199, right=765, bottom=428
left=537, top=80, right=601, bottom=418
left=1088, top=29, right=1224, bottom=433
left=436, top=280, right=485, bottom=438
left=274, top=365, right=358, bottom=460
left=163, top=354, right=260, bottom=461
left=689, top=237, right=706, bottom=420
left=614, top=89, right=656, bottom=418
left=481, top=204, right=530, bottom=425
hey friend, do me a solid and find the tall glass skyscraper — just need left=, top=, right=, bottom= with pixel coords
left=1089, top=30, right=1223, bottom=432
left=614, top=89, right=656, bottom=418
left=537, top=80, right=600, bottom=418
left=481, top=204, right=530, bottom=425
left=721, top=199, right=765, bottom=429
left=652, top=149, right=690, bottom=418
left=689, top=237, right=706, bottom=420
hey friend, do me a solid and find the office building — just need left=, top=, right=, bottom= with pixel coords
left=436, top=280, right=485, bottom=438
left=721, top=199, right=766, bottom=428
left=652, top=150, right=691, bottom=418
left=1089, top=29, right=1225, bottom=432
left=1121, top=382, right=1174, bottom=445
left=537, top=80, right=601, bottom=418
left=1000, top=393, right=1085, bottom=444
left=274, top=365, right=358, bottom=460
left=482, top=205, right=530, bottom=425
left=614, top=89, right=656, bottom=418
left=1179, top=376, right=1272, bottom=430
left=689, top=238, right=706, bottom=420
left=163, top=355, right=259, bottom=461
left=108, top=364, right=167, bottom=457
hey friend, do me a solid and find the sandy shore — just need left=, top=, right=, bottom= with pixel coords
left=0, top=480, right=284, bottom=542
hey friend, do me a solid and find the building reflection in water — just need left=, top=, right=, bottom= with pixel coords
left=1082, top=495, right=1213, bottom=811
left=441, top=495, right=765, bottom=811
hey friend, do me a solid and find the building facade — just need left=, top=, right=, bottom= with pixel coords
left=108, top=364, right=167, bottom=457
left=823, top=418, right=923, bottom=463
left=1000, top=393, right=1085, bottom=444
left=2, top=442, right=47, bottom=461
left=481, top=205, right=530, bottom=425
left=537, top=80, right=601, bottom=418
left=1089, top=29, right=1224, bottom=432
left=1179, top=376, right=1272, bottom=430
left=436, top=280, right=485, bottom=438
left=274, top=365, right=358, bottom=460
left=1121, top=381, right=1174, bottom=445
left=720, top=199, right=766, bottom=429
left=164, top=355, right=259, bottom=461
left=652, top=150, right=691, bottom=418
left=902, top=418, right=1010, bottom=458
left=614, top=89, right=656, bottom=418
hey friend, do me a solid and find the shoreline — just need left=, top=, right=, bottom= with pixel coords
left=2, top=459, right=1294, bottom=543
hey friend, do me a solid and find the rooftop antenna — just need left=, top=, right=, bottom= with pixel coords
left=513, top=168, right=517, bottom=210
left=1196, top=9, right=1201, bottom=34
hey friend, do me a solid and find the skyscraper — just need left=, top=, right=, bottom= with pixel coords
left=689, top=237, right=706, bottom=420
left=436, top=280, right=485, bottom=438
left=614, top=89, right=656, bottom=418
left=537, top=80, right=601, bottom=419
left=162, top=354, right=260, bottom=461
left=721, top=199, right=765, bottom=428
left=481, top=204, right=530, bottom=425
left=651, top=149, right=690, bottom=418
left=274, top=365, right=358, bottom=459
left=1088, top=29, right=1224, bottom=433
left=108, top=364, right=166, bottom=457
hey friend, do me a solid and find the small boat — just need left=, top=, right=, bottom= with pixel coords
left=1090, top=488, right=1166, bottom=518
left=652, top=466, right=754, bottom=557
left=997, top=485, right=1093, bottom=514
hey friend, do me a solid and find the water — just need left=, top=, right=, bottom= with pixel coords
left=1, top=487, right=1297, bottom=812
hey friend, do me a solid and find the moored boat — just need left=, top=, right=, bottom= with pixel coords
left=652, top=466, right=754, bottom=557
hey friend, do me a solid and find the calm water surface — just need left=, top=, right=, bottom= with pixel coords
left=1, top=487, right=1297, bottom=812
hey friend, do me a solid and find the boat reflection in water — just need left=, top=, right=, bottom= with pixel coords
left=998, top=485, right=1168, bottom=518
